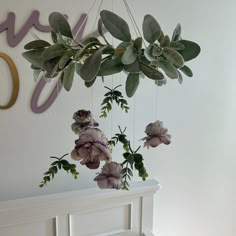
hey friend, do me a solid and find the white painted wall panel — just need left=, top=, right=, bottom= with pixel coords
left=0, top=180, right=159, bottom=236
left=0, top=219, right=55, bottom=236
left=70, top=205, right=131, bottom=236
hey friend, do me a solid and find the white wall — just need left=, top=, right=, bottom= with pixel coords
left=0, top=0, right=235, bottom=236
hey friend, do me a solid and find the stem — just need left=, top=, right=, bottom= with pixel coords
left=50, top=156, right=60, bottom=160
left=59, top=153, right=69, bottom=160
left=128, top=142, right=133, bottom=154
left=123, top=161, right=129, bottom=189
left=113, top=85, right=122, bottom=90
left=135, top=146, right=141, bottom=153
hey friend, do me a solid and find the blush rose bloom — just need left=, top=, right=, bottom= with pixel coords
left=94, top=162, right=122, bottom=189
left=71, top=128, right=111, bottom=169
left=142, top=120, right=171, bottom=148
left=71, top=110, right=98, bottom=134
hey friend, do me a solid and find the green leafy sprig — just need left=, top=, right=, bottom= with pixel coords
left=100, top=85, right=129, bottom=118
left=108, top=126, right=129, bottom=151
left=109, top=126, right=148, bottom=190
left=39, top=153, right=79, bottom=188
left=122, top=144, right=148, bottom=190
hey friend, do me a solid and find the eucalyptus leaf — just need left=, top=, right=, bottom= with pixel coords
left=43, top=56, right=61, bottom=77
left=49, top=12, right=73, bottom=38
left=63, top=63, right=75, bottom=91
left=41, top=44, right=66, bottom=61
left=158, top=31, right=164, bottom=43
left=75, top=63, right=82, bottom=75
left=140, top=63, right=164, bottom=80
left=80, top=46, right=107, bottom=81
left=138, top=49, right=152, bottom=64
left=124, top=59, right=140, bottom=73
left=82, top=37, right=102, bottom=46
left=160, top=35, right=170, bottom=47
left=85, top=77, right=96, bottom=87
left=159, top=59, right=178, bottom=79
left=151, top=44, right=162, bottom=57
left=100, top=10, right=131, bottom=42
left=51, top=31, right=58, bottom=43
left=75, top=40, right=101, bottom=60
left=22, top=49, right=45, bottom=68
left=24, top=40, right=50, bottom=50
left=163, top=47, right=184, bottom=67
left=98, top=18, right=109, bottom=45
left=143, top=14, right=161, bottom=44
left=144, top=45, right=156, bottom=62
left=134, top=37, right=142, bottom=50
left=98, top=56, right=123, bottom=76
left=172, top=24, right=181, bottom=41
left=177, top=71, right=183, bottom=84
left=59, top=54, right=72, bottom=69
left=33, top=69, right=42, bottom=81
left=31, top=64, right=40, bottom=70
left=178, top=40, right=201, bottom=61
left=179, top=65, right=193, bottom=77
left=169, top=41, right=185, bottom=51
left=57, top=34, right=79, bottom=48
left=126, top=73, right=140, bottom=97
left=121, top=45, right=137, bottom=65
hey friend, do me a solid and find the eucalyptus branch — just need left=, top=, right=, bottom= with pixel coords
left=39, top=153, right=79, bottom=188
left=109, top=126, right=148, bottom=190
left=100, top=85, right=129, bottom=118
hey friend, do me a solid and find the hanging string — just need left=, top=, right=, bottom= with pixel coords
left=123, top=0, right=147, bottom=48
left=122, top=0, right=140, bottom=148
left=110, top=0, right=114, bottom=137
left=73, top=0, right=97, bottom=40
left=111, top=0, right=114, bottom=90
left=132, top=95, right=136, bottom=148
left=90, top=0, right=104, bottom=36
left=155, top=86, right=158, bottom=120
left=122, top=0, right=139, bottom=38
left=123, top=0, right=143, bottom=39
left=90, top=0, right=104, bottom=114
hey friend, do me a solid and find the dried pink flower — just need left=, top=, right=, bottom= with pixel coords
left=94, top=162, right=122, bottom=189
left=71, top=128, right=111, bottom=169
left=142, top=120, right=171, bottom=148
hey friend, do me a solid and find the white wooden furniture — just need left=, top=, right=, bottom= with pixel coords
left=0, top=179, right=160, bottom=236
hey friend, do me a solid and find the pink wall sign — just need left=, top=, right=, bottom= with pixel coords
left=0, top=11, right=99, bottom=113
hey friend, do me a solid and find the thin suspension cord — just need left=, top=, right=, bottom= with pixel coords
left=155, top=86, right=158, bottom=120
left=110, top=0, right=114, bottom=137
left=132, top=95, right=136, bottom=148
left=122, top=0, right=139, bottom=38
left=122, top=0, right=139, bottom=147
left=123, top=0, right=147, bottom=48
left=124, top=0, right=143, bottom=38
left=73, top=0, right=97, bottom=40
left=91, top=0, right=104, bottom=36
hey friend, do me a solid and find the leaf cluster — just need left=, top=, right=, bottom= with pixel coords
left=100, top=86, right=129, bottom=118
left=109, top=126, right=148, bottom=190
left=39, top=154, right=79, bottom=188
left=22, top=10, right=201, bottom=97
left=108, top=126, right=129, bottom=151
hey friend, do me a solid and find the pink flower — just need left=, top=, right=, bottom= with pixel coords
left=71, top=128, right=111, bottom=169
left=142, top=120, right=171, bottom=148
left=71, top=110, right=98, bottom=134
left=94, top=162, right=122, bottom=189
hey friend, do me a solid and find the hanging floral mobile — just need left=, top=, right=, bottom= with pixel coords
left=23, top=6, right=200, bottom=190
